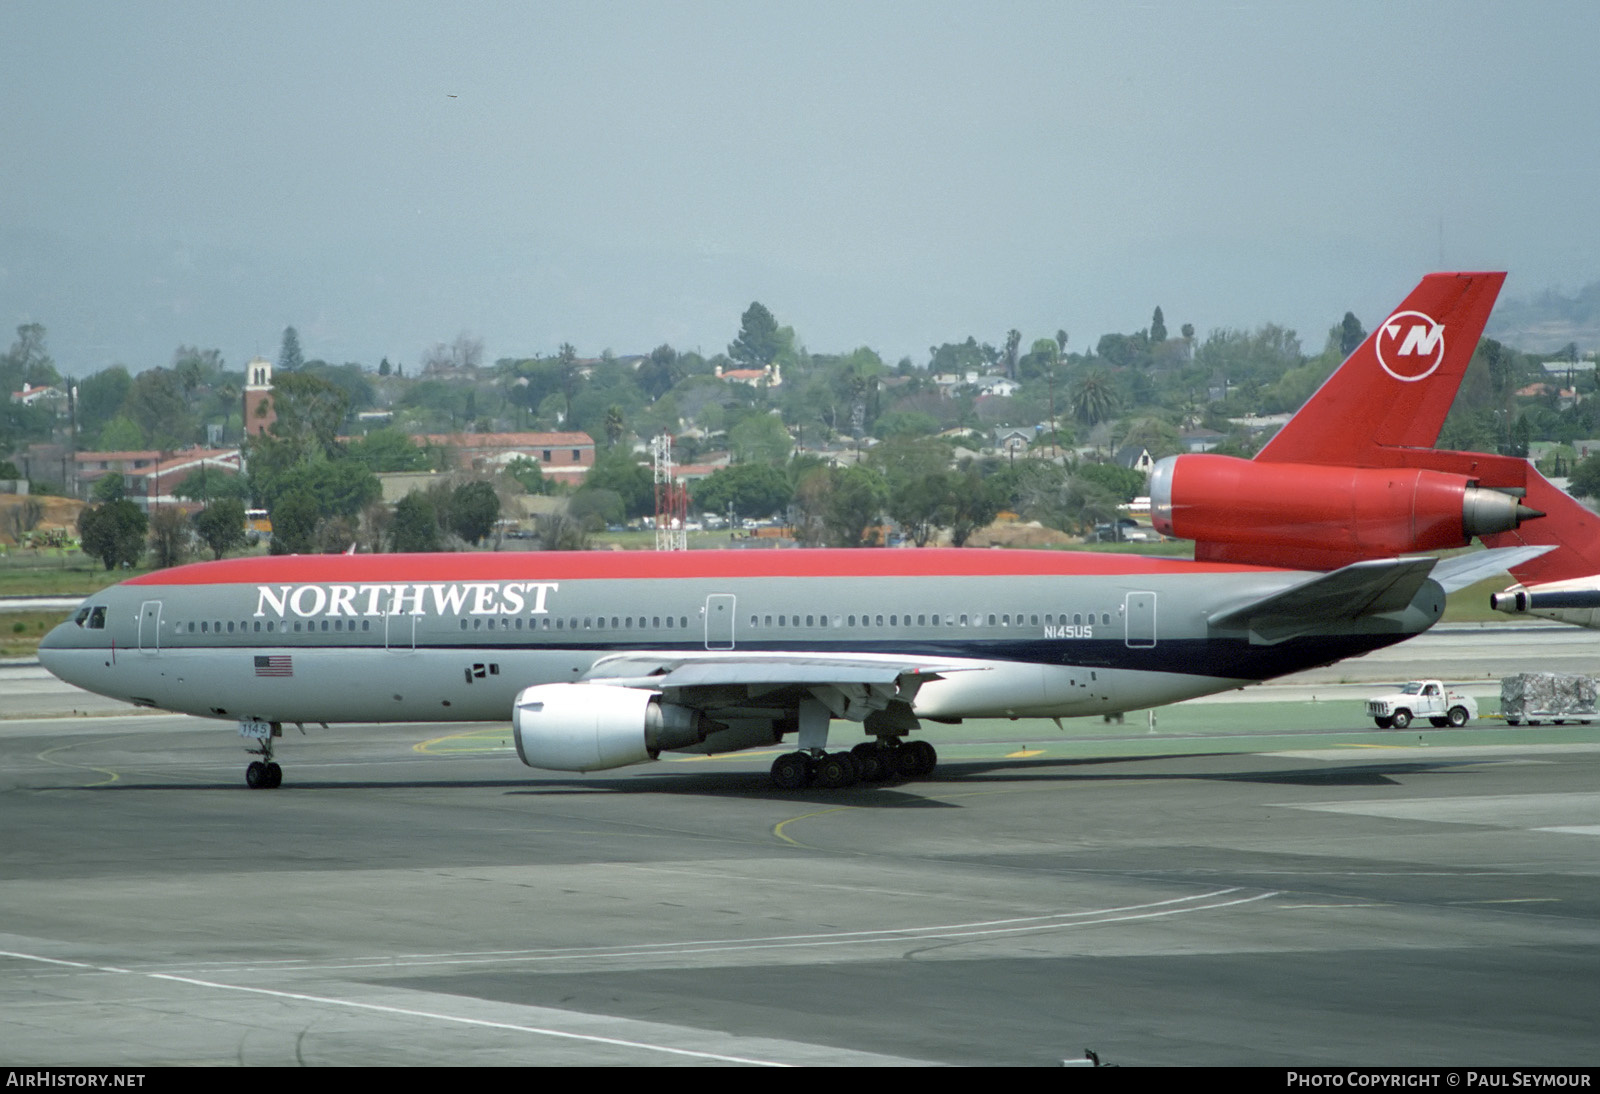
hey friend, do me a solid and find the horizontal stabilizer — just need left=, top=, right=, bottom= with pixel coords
left=1429, top=546, right=1555, bottom=593
left=1207, top=557, right=1438, bottom=644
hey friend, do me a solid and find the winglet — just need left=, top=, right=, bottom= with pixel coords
left=1255, top=272, right=1505, bottom=465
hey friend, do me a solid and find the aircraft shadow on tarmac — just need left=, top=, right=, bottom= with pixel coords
left=47, top=750, right=1473, bottom=800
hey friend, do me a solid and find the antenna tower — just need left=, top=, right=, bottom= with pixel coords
left=651, top=433, right=688, bottom=551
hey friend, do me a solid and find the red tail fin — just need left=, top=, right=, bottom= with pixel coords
left=1255, top=272, right=1505, bottom=466
left=1481, top=467, right=1600, bottom=585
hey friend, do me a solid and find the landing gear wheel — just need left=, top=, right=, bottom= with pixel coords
left=242, top=720, right=284, bottom=789
left=770, top=751, right=811, bottom=790
left=905, top=740, right=938, bottom=778
left=813, top=752, right=858, bottom=789
left=1390, top=710, right=1412, bottom=730
left=851, top=742, right=889, bottom=782
left=1447, top=706, right=1469, bottom=728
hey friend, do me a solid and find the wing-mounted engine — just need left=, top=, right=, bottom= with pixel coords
left=512, top=683, right=708, bottom=772
left=1150, top=454, right=1541, bottom=570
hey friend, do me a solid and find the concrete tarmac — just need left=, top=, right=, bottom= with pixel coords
left=2, top=623, right=1598, bottom=1066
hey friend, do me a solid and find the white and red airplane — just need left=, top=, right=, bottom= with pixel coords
left=40, top=272, right=1539, bottom=790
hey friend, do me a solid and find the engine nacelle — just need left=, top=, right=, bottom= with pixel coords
left=1150, top=454, right=1538, bottom=568
left=512, top=683, right=707, bottom=772
left=1491, top=578, right=1600, bottom=615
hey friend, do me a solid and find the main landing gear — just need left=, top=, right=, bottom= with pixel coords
left=240, top=719, right=283, bottom=789
left=768, top=739, right=938, bottom=790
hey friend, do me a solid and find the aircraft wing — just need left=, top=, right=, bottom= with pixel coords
left=580, top=652, right=981, bottom=725
left=1207, top=556, right=1440, bottom=645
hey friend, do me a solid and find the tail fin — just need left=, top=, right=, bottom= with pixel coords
left=1480, top=467, right=1600, bottom=585
left=1255, top=272, right=1505, bottom=466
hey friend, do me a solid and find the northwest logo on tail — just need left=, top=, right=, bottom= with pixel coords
left=1376, top=311, right=1445, bottom=381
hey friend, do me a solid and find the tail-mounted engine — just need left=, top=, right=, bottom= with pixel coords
left=1150, top=454, right=1541, bottom=570
left=513, top=683, right=707, bottom=772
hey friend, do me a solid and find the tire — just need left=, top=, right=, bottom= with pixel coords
left=245, top=761, right=267, bottom=789
left=851, top=743, right=888, bottom=782
left=770, top=752, right=811, bottom=790
left=1374, top=716, right=1393, bottom=729
left=1506, top=718, right=1521, bottom=726
left=813, top=753, right=856, bottom=789
left=1447, top=706, right=1469, bottom=728
left=1391, top=709, right=1412, bottom=730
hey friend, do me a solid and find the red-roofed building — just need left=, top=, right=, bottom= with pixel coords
left=420, top=431, right=596, bottom=483
left=76, top=448, right=244, bottom=508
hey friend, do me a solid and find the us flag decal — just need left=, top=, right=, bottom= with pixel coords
left=254, top=655, right=293, bottom=677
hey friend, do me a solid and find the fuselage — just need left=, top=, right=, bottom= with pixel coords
left=40, top=548, right=1442, bottom=730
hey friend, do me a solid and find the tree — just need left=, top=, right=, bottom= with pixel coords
left=1340, top=311, right=1367, bottom=357
left=1, top=323, right=58, bottom=390
left=729, top=302, right=785, bottom=367
left=147, top=507, right=190, bottom=569
left=1001, top=329, right=1021, bottom=380
left=447, top=480, right=500, bottom=544
left=729, top=412, right=793, bottom=464
left=583, top=450, right=654, bottom=519
left=278, top=326, right=304, bottom=372
left=91, top=472, right=126, bottom=503
left=1568, top=452, right=1600, bottom=502
left=78, top=500, right=146, bottom=570
left=824, top=465, right=889, bottom=547
left=692, top=463, right=793, bottom=520
left=1150, top=307, right=1167, bottom=344
left=346, top=428, right=432, bottom=472
left=76, top=366, right=133, bottom=439
left=124, top=367, right=196, bottom=450
left=1070, top=370, right=1120, bottom=426
left=193, top=498, right=247, bottom=560
left=174, top=467, right=250, bottom=504
left=268, top=491, right=320, bottom=555
left=390, top=492, right=442, bottom=552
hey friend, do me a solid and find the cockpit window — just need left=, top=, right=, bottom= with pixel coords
left=87, top=606, right=106, bottom=630
left=74, top=606, right=91, bottom=626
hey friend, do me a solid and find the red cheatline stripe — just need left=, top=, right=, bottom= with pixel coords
left=124, top=549, right=1271, bottom=587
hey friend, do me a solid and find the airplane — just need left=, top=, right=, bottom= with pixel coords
left=38, top=272, right=1543, bottom=791
left=1481, top=475, right=1600, bottom=628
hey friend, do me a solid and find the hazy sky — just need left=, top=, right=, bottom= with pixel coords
left=4, top=1, right=1599, bottom=375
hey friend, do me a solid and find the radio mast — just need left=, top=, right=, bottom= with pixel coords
left=651, top=433, right=688, bottom=551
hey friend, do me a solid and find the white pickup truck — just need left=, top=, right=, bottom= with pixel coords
left=1365, top=680, right=1478, bottom=729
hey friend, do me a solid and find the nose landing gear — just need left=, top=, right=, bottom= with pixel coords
left=239, top=719, right=283, bottom=789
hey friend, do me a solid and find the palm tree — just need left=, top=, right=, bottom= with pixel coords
left=1070, top=369, right=1119, bottom=427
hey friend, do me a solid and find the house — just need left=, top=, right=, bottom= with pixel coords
left=973, top=375, right=1021, bottom=398
left=420, top=431, right=596, bottom=484
left=714, top=363, right=783, bottom=388
left=10, top=384, right=68, bottom=417
left=75, top=448, right=244, bottom=508
left=993, top=427, right=1031, bottom=453
left=1114, top=445, right=1155, bottom=477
